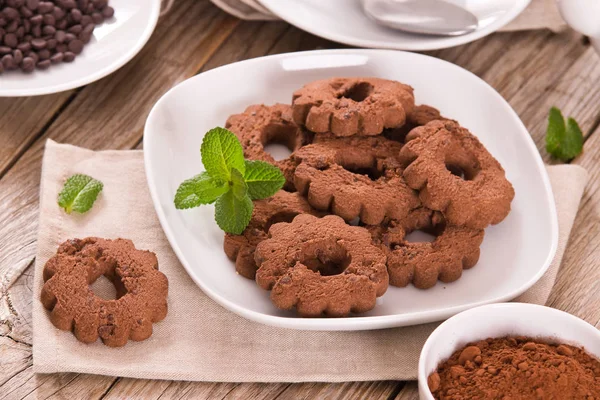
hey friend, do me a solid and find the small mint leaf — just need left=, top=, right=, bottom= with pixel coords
left=58, top=174, right=103, bottom=214
left=244, top=160, right=285, bottom=200
left=214, top=190, right=253, bottom=234
left=230, top=168, right=247, bottom=200
left=546, top=107, right=584, bottom=161
left=546, top=107, right=565, bottom=157
left=174, top=172, right=228, bottom=209
left=563, top=117, right=584, bottom=160
left=201, top=127, right=245, bottom=182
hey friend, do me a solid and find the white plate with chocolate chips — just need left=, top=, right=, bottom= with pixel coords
left=144, top=49, right=558, bottom=331
left=0, top=0, right=161, bottom=97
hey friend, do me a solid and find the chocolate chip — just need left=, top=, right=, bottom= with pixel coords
left=50, top=51, right=63, bottom=63
left=42, top=13, right=55, bottom=26
left=36, top=58, right=50, bottom=69
left=52, top=6, right=65, bottom=20
left=16, top=41, right=30, bottom=51
left=37, top=2, right=53, bottom=14
left=29, top=14, right=42, bottom=24
left=13, top=48, right=22, bottom=63
left=31, top=37, right=45, bottom=49
left=3, top=7, right=20, bottom=20
left=20, top=6, right=33, bottom=18
left=67, top=38, right=82, bottom=54
left=2, top=53, right=15, bottom=69
left=0, top=45, right=11, bottom=54
left=67, top=23, right=81, bottom=34
left=4, top=32, right=17, bottom=47
left=37, top=48, right=49, bottom=59
left=91, top=12, right=102, bottom=24
left=70, top=8, right=81, bottom=22
left=63, top=50, right=74, bottom=62
left=42, top=25, right=55, bottom=35
left=21, top=55, right=34, bottom=71
left=101, top=6, right=113, bottom=18
left=25, top=0, right=39, bottom=10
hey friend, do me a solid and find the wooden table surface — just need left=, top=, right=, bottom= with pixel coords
left=1, top=1, right=599, bottom=399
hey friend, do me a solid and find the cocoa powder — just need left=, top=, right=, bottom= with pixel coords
left=428, top=336, right=600, bottom=400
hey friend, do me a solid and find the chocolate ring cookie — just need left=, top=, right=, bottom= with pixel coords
left=399, top=120, right=515, bottom=229
left=254, top=214, right=388, bottom=317
left=226, top=103, right=310, bottom=190
left=41, top=238, right=168, bottom=347
left=368, top=208, right=484, bottom=289
left=293, top=134, right=420, bottom=225
left=224, top=190, right=322, bottom=279
left=292, top=77, right=415, bottom=137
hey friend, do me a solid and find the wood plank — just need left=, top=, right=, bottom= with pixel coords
left=394, top=382, right=419, bottom=400
left=275, top=381, right=402, bottom=400
left=221, top=383, right=290, bottom=399
left=0, top=93, right=75, bottom=178
left=155, top=381, right=237, bottom=399
left=101, top=378, right=171, bottom=400
left=547, top=124, right=600, bottom=328
left=41, top=375, right=116, bottom=400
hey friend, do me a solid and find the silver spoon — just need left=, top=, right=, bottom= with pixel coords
left=362, top=0, right=479, bottom=36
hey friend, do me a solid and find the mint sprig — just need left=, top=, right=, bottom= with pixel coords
left=546, top=107, right=584, bottom=162
left=58, top=174, right=103, bottom=214
left=174, top=127, right=285, bottom=234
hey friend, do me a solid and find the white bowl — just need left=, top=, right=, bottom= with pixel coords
left=556, top=0, right=600, bottom=55
left=144, top=49, right=558, bottom=331
left=0, top=0, right=161, bottom=97
left=258, top=0, right=531, bottom=51
left=418, top=303, right=600, bottom=399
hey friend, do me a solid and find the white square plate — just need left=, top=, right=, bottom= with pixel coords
left=144, top=49, right=558, bottom=331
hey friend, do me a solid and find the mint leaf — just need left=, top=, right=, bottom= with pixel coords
left=58, top=174, right=103, bottom=214
left=244, top=160, right=285, bottom=200
left=546, top=107, right=584, bottom=161
left=230, top=168, right=247, bottom=200
left=214, top=190, right=253, bottom=234
left=174, top=172, right=228, bottom=209
left=201, top=127, right=245, bottom=182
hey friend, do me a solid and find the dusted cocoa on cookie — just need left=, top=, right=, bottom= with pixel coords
left=254, top=214, right=388, bottom=317
left=292, top=77, right=415, bottom=136
left=41, top=238, right=168, bottom=347
left=399, top=120, right=515, bottom=230
left=223, top=190, right=322, bottom=279
left=293, top=134, right=420, bottom=225
left=226, top=103, right=311, bottom=190
left=368, top=208, right=484, bottom=289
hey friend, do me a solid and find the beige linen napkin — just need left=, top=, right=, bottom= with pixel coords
left=210, top=0, right=567, bottom=32
left=32, top=140, right=587, bottom=381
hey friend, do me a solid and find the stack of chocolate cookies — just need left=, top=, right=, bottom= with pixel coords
left=223, top=77, right=515, bottom=317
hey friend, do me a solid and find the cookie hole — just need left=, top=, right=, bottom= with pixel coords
left=262, top=124, right=306, bottom=161
left=444, top=160, right=480, bottom=180
left=90, top=275, right=124, bottom=300
left=341, top=82, right=374, bottom=102
left=300, top=242, right=351, bottom=276
left=265, top=211, right=299, bottom=231
left=263, top=143, right=292, bottom=161
left=342, top=165, right=383, bottom=181
left=404, top=230, right=437, bottom=243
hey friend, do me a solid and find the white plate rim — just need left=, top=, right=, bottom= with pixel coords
left=144, top=48, right=558, bottom=331
left=257, top=0, right=531, bottom=51
left=0, top=0, right=161, bottom=97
